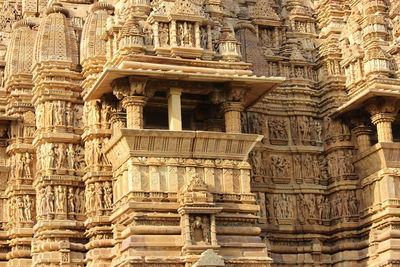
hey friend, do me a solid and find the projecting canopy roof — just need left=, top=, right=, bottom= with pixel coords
left=83, top=56, right=285, bottom=109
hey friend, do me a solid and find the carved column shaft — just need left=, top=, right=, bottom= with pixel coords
left=122, top=96, right=147, bottom=129
left=168, top=88, right=182, bottom=131
left=353, top=126, right=373, bottom=152
left=223, top=102, right=243, bottom=133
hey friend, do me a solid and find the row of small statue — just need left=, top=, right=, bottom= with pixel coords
left=8, top=182, right=113, bottom=220
left=8, top=152, right=32, bottom=179
left=36, top=101, right=83, bottom=130
left=244, top=115, right=323, bottom=145
left=251, top=150, right=355, bottom=180
left=8, top=195, right=32, bottom=222
left=158, top=22, right=209, bottom=49
left=85, top=182, right=113, bottom=214
left=37, top=185, right=85, bottom=216
left=84, top=139, right=111, bottom=167
left=244, top=114, right=351, bottom=146
left=37, top=143, right=85, bottom=171
left=257, top=191, right=359, bottom=225
left=84, top=100, right=112, bottom=129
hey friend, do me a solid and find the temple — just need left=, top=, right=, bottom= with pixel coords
left=0, top=0, right=399, bottom=266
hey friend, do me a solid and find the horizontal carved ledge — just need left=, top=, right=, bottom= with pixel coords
left=104, top=129, right=263, bottom=169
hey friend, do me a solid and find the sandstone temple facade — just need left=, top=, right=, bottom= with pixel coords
left=0, top=0, right=398, bottom=266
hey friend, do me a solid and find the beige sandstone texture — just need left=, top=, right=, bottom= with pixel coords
left=0, top=0, right=398, bottom=266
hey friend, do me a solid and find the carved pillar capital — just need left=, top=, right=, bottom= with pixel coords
left=365, top=97, right=400, bottom=116
left=370, top=112, right=396, bottom=125
left=112, top=77, right=148, bottom=99
left=222, top=101, right=244, bottom=113
left=365, top=97, right=400, bottom=143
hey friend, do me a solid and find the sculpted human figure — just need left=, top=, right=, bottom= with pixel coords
left=104, top=181, right=112, bottom=209
left=144, top=27, right=153, bottom=46
left=45, top=186, right=54, bottom=213
left=15, top=153, right=23, bottom=178
left=46, top=102, right=53, bottom=127
left=46, top=143, right=55, bottom=169
left=321, top=197, right=331, bottom=220
left=86, top=184, right=95, bottom=212
left=297, top=194, right=307, bottom=223
left=159, top=23, right=169, bottom=47
left=299, top=116, right=311, bottom=143
left=85, top=141, right=93, bottom=166
left=270, top=155, right=289, bottom=177
left=177, top=23, right=183, bottom=46
left=75, top=145, right=85, bottom=169
left=272, top=195, right=280, bottom=220
left=340, top=192, right=350, bottom=218
left=93, top=101, right=101, bottom=126
left=94, top=141, right=102, bottom=165
left=191, top=216, right=210, bottom=244
left=17, top=196, right=24, bottom=221
left=68, top=187, right=75, bottom=213
left=24, top=152, right=32, bottom=178
left=36, top=104, right=43, bottom=129
left=79, top=189, right=85, bottom=213
left=74, top=106, right=83, bottom=127
left=24, top=195, right=32, bottom=221
left=65, top=102, right=73, bottom=127
left=293, top=154, right=301, bottom=179
left=94, top=141, right=109, bottom=166
left=40, top=187, right=46, bottom=216
left=348, top=193, right=358, bottom=215
left=200, top=27, right=207, bottom=49
left=55, top=186, right=62, bottom=213
left=56, top=144, right=67, bottom=169
left=67, top=144, right=75, bottom=169
left=95, top=182, right=104, bottom=211
left=54, top=101, right=64, bottom=126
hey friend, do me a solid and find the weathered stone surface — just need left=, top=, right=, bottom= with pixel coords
left=193, top=249, right=224, bottom=267
left=0, top=0, right=398, bottom=266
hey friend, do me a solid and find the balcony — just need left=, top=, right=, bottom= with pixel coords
left=104, top=128, right=263, bottom=170
left=353, top=142, right=400, bottom=179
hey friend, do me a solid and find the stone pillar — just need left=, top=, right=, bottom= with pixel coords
left=352, top=126, right=373, bottom=152
left=121, top=96, right=147, bottom=129
left=223, top=102, right=243, bottom=133
left=370, top=113, right=396, bottom=143
left=110, top=111, right=126, bottom=135
left=168, top=88, right=182, bottom=131
left=366, top=97, right=400, bottom=143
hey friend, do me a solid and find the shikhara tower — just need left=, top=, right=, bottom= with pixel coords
left=0, top=0, right=398, bottom=266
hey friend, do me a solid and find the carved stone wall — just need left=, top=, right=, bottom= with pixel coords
left=0, top=0, right=397, bottom=267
